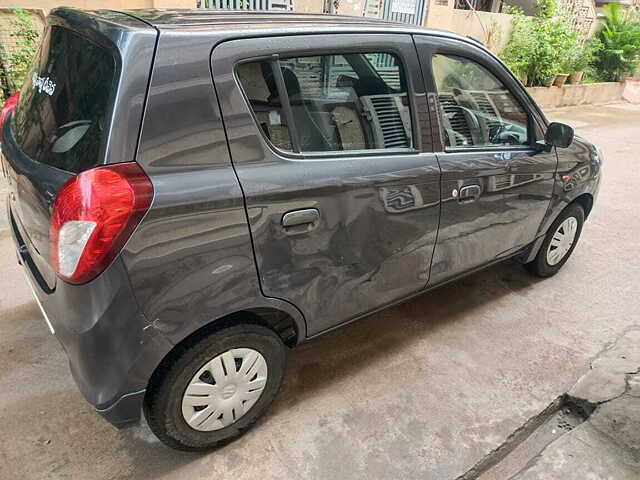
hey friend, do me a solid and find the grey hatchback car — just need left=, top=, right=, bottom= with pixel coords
left=2, top=8, right=601, bottom=450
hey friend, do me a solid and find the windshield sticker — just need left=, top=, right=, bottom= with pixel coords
left=32, top=73, right=56, bottom=96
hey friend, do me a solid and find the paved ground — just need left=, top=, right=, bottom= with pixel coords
left=1, top=102, right=639, bottom=480
left=507, top=326, right=640, bottom=480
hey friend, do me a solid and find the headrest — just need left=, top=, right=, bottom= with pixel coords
left=262, top=63, right=301, bottom=101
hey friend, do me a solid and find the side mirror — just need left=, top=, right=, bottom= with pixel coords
left=545, top=122, right=574, bottom=148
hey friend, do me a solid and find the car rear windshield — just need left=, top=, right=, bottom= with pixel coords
left=11, top=25, right=117, bottom=173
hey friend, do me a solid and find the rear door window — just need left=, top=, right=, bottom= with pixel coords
left=235, top=52, right=413, bottom=154
left=11, top=26, right=117, bottom=173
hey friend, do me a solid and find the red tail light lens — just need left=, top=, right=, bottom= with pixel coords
left=50, top=162, right=153, bottom=284
left=0, top=91, right=20, bottom=134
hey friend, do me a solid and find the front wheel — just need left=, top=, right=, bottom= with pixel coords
left=144, top=324, right=287, bottom=451
left=525, top=203, right=585, bottom=278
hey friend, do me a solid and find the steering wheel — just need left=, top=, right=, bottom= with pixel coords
left=491, top=124, right=523, bottom=146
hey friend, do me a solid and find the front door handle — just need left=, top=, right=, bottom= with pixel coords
left=455, top=185, right=482, bottom=204
left=282, top=208, right=320, bottom=233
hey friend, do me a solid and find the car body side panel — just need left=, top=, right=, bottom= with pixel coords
left=7, top=202, right=162, bottom=412
left=522, top=136, right=602, bottom=262
left=430, top=149, right=557, bottom=283
left=121, top=30, right=306, bottom=352
left=413, top=35, right=557, bottom=283
left=540, top=136, right=601, bottom=231
left=211, top=34, right=441, bottom=336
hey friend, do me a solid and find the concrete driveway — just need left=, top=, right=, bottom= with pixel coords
left=1, top=103, right=638, bottom=480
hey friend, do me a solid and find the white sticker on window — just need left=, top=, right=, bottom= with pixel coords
left=32, top=73, right=56, bottom=96
left=269, top=110, right=281, bottom=126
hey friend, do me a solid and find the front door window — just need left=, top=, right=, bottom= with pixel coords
left=432, top=54, right=529, bottom=149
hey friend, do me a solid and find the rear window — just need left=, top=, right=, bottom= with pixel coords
left=12, top=26, right=117, bottom=173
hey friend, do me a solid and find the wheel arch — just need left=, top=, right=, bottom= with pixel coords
left=572, top=192, right=594, bottom=219
left=145, top=305, right=301, bottom=390
left=523, top=192, right=594, bottom=264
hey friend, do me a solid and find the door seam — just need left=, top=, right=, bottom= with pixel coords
left=207, top=48, right=308, bottom=337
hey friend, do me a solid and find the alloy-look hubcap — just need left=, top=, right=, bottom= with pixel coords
left=546, top=216, right=578, bottom=266
left=181, top=348, right=268, bottom=431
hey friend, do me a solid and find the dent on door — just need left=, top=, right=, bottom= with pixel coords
left=212, top=34, right=442, bottom=336
left=244, top=158, right=441, bottom=336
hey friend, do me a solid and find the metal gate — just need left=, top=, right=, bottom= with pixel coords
left=198, top=0, right=293, bottom=10
left=363, top=0, right=427, bottom=25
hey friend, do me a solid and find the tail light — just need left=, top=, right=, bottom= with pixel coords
left=0, top=92, right=20, bottom=134
left=50, top=162, right=153, bottom=284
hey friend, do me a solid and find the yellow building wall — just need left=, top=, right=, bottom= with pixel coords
left=0, top=0, right=325, bottom=12
left=294, top=0, right=324, bottom=13
left=0, top=0, right=154, bottom=11
left=426, top=4, right=515, bottom=53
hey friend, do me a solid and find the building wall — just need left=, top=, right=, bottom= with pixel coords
left=335, top=0, right=366, bottom=16
left=426, top=3, right=515, bottom=53
left=293, top=0, right=324, bottom=13
left=0, top=0, right=275, bottom=11
left=0, top=0, right=367, bottom=14
left=0, top=0, right=327, bottom=12
left=0, top=0, right=157, bottom=11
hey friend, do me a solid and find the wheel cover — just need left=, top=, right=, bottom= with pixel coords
left=181, top=348, right=268, bottom=431
left=546, top=216, right=578, bottom=266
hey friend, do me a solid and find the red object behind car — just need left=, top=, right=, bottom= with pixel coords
left=0, top=92, right=20, bottom=135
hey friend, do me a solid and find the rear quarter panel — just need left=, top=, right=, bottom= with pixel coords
left=121, top=30, right=306, bottom=355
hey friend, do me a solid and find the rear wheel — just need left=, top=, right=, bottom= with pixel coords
left=144, top=324, right=287, bottom=451
left=525, top=203, right=585, bottom=278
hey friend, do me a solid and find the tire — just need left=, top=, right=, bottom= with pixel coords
left=144, top=323, right=287, bottom=451
left=525, top=203, right=585, bottom=278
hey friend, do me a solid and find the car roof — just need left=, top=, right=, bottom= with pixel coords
left=111, top=9, right=416, bottom=28
left=104, top=9, right=479, bottom=43
left=51, top=8, right=484, bottom=51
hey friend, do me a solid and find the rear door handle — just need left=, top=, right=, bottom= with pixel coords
left=455, top=185, right=482, bottom=204
left=282, top=208, right=320, bottom=233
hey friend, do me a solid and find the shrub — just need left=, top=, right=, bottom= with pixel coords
left=592, top=3, right=640, bottom=82
left=562, top=38, right=602, bottom=74
left=501, top=0, right=579, bottom=86
left=0, top=9, right=39, bottom=97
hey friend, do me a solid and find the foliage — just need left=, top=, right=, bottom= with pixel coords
left=592, top=3, right=640, bottom=82
left=0, top=9, right=39, bottom=97
left=561, top=38, right=603, bottom=73
left=501, top=0, right=579, bottom=86
left=581, top=67, right=605, bottom=84
left=0, top=47, right=10, bottom=103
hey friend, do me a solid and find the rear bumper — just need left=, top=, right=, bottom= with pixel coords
left=8, top=204, right=170, bottom=428
left=96, top=389, right=147, bottom=428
